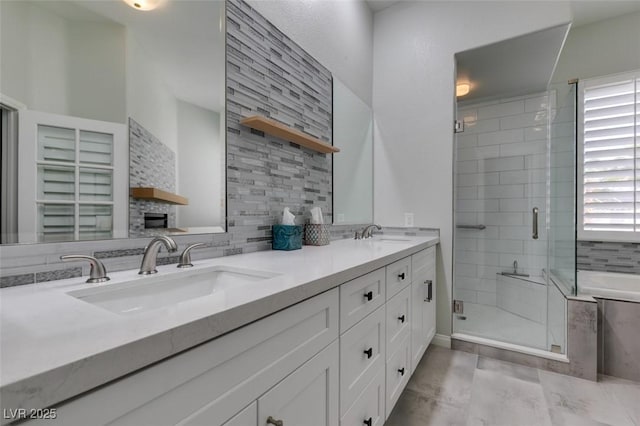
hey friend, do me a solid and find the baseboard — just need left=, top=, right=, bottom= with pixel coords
left=432, top=333, right=451, bottom=349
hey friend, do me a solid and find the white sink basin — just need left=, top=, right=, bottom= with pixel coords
left=68, top=266, right=280, bottom=315
left=372, top=237, right=411, bottom=243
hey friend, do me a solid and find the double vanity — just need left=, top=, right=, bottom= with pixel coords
left=1, top=235, right=438, bottom=425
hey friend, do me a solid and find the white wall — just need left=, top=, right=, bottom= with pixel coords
left=553, top=11, right=640, bottom=84
left=67, top=22, right=126, bottom=124
left=176, top=100, right=224, bottom=227
left=247, top=0, right=373, bottom=106
left=372, top=1, right=571, bottom=336
left=126, top=32, right=178, bottom=153
left=0, top=2, right=126, bottom=123
left=1, top=1, right=69, bottom=115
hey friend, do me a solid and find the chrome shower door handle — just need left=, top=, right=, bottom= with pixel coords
left=532, top=207, right=539, bottom=240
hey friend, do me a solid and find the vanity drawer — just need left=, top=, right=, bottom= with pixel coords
left=412, top=246, right=435, bottom=278
left=340, top=369, right=385, bottom=426
left=385, top=333, right=411, bottom=419
left=340, top=268, right=386, bottom=333
left=386, top=257, right=412, bottom=299
left=44, top=288, right=339, bottom=426
left=386, top=285, right=411, bottom=358
left=340, top=305, right=386, bottom=415
left=221, top=402, right=256, bottom=426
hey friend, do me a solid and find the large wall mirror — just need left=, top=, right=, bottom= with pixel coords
left=333, top=78, right=373, bottom=225
left=0, top=0, right=226, bottom=245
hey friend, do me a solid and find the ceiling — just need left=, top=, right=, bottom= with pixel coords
left=365, top=0, right=640, bottom=27
left=455, top=24, right=570, bottom=102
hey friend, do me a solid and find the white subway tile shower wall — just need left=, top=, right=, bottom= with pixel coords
left=455, top=92, right=549, bottom=306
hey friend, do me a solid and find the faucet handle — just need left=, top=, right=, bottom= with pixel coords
left=60, top=255, right=110, bottom=284
left=177, top=243, right=207, bottom=268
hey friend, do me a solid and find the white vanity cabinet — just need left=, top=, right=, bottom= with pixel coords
left=40, top=289, right=339, bottom=426
left=25, top=244, right=437, bottom=426
left=410, top=246, right=437, bottom=371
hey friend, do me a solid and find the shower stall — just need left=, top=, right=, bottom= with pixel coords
left=452, top=26, right=577, bottom=355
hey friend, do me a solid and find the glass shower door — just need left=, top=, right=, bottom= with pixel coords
left=453, top=88, right=571, bottom=353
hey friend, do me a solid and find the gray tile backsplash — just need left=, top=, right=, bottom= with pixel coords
left=577, top=241, right=640, bottom=275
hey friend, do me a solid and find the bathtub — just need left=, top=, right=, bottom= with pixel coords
left=578, top=270, right=640, bottom=302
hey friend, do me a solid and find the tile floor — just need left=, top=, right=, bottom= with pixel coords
left=386, top=346, right=640, bottom=426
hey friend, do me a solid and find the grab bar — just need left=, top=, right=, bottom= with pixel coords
left=532, top=207, right=539, bottom=240
left=456, top=224, right=486, bottom=230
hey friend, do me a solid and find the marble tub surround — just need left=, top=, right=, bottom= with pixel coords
left=598, top=298, right=640, bottom=382
left=0, top=235, right=438, bottom=414
left=387, top=346, right=640, bottom=426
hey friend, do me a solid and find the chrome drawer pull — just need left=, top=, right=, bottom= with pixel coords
left=364, top=347, right=373, bottom=359
left=425, top=280, right=433, bottom=302
left=267, top=416, right=283, bottom=426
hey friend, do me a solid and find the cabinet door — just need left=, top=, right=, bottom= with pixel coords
left=410, top=278, right=426, bottom=371
left=222, top=402, right=257, bottom=426
left=423, top=266, right=436, bottom=347
left=258, top=340, right=339, bottom=426
left=411, top=249, right=436, bottom=371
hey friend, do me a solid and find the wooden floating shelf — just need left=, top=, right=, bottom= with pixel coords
left=130, top=187, right=189, bottom=205
left=240, top=115, right=339, bottom=154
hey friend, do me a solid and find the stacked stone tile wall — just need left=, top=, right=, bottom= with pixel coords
left=129, top=118, right=177, bottom=237
left=577, top=241, right=640, bottom=275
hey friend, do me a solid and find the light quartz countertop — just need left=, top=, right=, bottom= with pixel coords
left=0, top=235, right=438, bottom=413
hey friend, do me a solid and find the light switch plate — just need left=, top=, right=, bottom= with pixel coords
left=404, top=213, right=414, bottom=227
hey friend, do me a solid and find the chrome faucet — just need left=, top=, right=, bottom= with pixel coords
left=139, top=236, right=178, bottom=275
left=355, top=224, right=382, bottom=240
left=60, top=255, right=110, bottom=283
left=177, top=243, right=206, bottom=268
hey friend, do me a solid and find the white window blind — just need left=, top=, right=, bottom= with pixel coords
left=579, top=71, right=640, bottom=241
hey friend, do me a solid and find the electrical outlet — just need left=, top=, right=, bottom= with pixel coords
left=337, top=213, right=345, bottom=223
left=404, top=213, right=414, bottom=227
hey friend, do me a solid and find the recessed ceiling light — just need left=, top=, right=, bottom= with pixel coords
left=123, top=0, right=164, bottom=11
left=456, top=83, right=470, bottom=97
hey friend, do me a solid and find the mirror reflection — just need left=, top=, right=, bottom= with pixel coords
left=0, top=0, right=226, bottom=244
left=333, top=78, right=373, bottom=225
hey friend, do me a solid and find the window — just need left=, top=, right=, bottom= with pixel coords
left=578, top=71, right=640, bottom=242
left=18, top=111, right=127, bottom=243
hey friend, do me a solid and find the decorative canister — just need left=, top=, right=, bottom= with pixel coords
left=304, top=224, right=330, bottom=246
left=272, top=225, right=303, bottom=251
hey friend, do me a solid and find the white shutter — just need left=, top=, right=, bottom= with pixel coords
left=579, top=71, right=640, bottom=241
left=18, top=111, right=127, bottom=243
